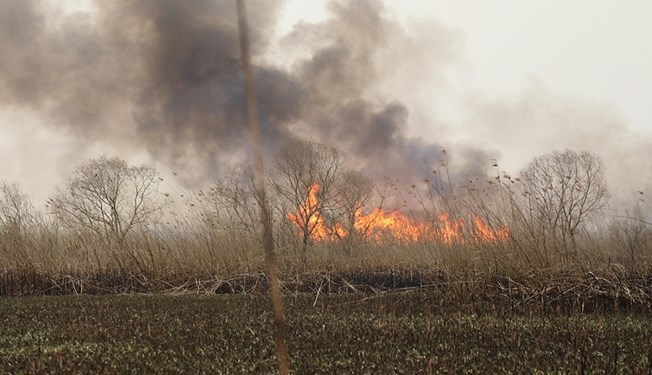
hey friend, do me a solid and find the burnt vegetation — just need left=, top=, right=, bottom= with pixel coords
left=0, top=144, right=651, bottom=316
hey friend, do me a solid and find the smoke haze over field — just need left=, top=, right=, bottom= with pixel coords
left=0, top=0, right=651, bottom=206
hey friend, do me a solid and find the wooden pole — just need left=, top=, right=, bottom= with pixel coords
left=235, top=1, right=290, bottom=374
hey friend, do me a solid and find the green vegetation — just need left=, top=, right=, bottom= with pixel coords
left=1, top=294, right=651, bottom=373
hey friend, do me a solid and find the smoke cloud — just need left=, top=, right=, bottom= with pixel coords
left=1, top=0, right=646, bottom=208
left=461, top=81, right=652, bottom=203
left=0, top=0, right=488, bottom=188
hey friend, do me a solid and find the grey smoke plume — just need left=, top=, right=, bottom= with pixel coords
left=0, top=1, right=123, bottom=138
left=0, top=0, right=492, bottom=190
left=275, top=0, right=492, bottom=184
left=461, top=82, right=652, bottom=204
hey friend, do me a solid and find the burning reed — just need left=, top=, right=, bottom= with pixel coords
left=0, top=145, right=651, bottom=311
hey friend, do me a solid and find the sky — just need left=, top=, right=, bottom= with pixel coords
left=277, top=1, right=652, bottom=127
left=1, top=0, right=651, bottom=206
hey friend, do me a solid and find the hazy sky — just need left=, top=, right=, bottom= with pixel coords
left=1, top=0, right=651, bottom=204
left=279, top=1, right=652, bottom=129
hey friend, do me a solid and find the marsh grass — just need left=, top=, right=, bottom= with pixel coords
left=1, top=166, right=652, bottom=316
left=2, top=204, right=652, bottom=311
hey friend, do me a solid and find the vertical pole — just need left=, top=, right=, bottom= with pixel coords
left=235, top=1, right=290, bottom=374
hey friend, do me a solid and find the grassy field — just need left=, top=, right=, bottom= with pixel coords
left=1, top=293, right=651, bottom=373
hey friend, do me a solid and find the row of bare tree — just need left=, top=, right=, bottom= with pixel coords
left=2, top=140, right=644, bottom=270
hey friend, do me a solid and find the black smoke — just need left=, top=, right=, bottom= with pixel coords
left=0, top=0, right=492, bottom=188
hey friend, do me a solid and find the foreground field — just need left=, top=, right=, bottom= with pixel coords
left=1, top=293, right=651, bottom=373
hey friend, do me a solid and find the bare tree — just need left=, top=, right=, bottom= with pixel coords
left=519, top=149, right=609, bottom=258
left=0, top=181, right=40, bottom=260
left=49, top=157, right=162, bottom=247
left=208, top=166, right=259, bottom=234
left=328, top=171, right=375, bottom=251
left=272, top=140, right=344, bottom=253
left=0, top=181, right=36, bottom=234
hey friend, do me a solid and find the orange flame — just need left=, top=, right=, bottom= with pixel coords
left=436, top=212, right=465, bottom=244
left=473, top=216, right=509, bottom=242
left=287, top=183, right=509, bottom=244
left=354, top=208, right=429, bottom=244
left=286, top=183, right=346, bottom=241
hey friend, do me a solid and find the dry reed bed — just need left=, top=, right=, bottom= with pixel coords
left=2, top=267, right=651, bottom=314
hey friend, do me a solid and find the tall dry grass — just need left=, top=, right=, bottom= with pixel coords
left=1, top=166, right=651, bottom=299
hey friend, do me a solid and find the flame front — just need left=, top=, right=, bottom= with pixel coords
left=286, top=183, right=346, bottom=241
left=473, top=216, right=509, bottom=242
left=436, top=213, right=464, bottom=244
left=287, top=183, right=509, bottom=244
left=354, top=208, right=428, bottom=244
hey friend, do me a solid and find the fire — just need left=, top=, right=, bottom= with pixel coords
left=286, top=183, right=347, bottom=241
left=436, top=212, right=464, bottom=244
left=354, top=208, right=429, bottom=244
left=287, top=183, right=509, bottom=244
left=473, top=216, right=509, bottom=242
